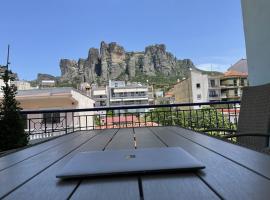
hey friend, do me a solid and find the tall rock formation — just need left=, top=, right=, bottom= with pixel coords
left=60, top=41, right=194, bottom=85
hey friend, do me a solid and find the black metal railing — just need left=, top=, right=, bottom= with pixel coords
left=20, top=101, right=241, bottom=141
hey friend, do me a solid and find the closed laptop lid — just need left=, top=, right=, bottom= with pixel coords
left=56, top=147, right=205, bottom=179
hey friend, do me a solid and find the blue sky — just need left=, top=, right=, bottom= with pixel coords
left=0, top=0, right=246, bottom=80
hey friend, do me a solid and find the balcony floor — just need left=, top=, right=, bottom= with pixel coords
left=1, top=126, right=270, bottom=199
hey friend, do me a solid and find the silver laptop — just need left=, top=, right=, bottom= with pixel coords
left=56, top=147, right=205, bottom=179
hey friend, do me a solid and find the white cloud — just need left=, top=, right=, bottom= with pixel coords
left=196, top=63, right=229, bottom=72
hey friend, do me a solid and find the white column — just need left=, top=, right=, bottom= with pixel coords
left=242, top=0, right=270, bottom=86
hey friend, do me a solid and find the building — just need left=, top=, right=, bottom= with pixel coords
left=0, top=87, right=95, bottom=137
left=91, top=80, right=151, bottom=112
left=91, top=86, right=107, bottom=107
left=147, top=85, right=155, bottom=105
left=11, top=80, right=34, bottom=90
left=40, top=80, right=56, bottom=88
left=220, top=59, right=248, bottom=101
left=220, top=70, right=248, bottom=101
left=173, top=68, right=223, bottom=105
left=80, top=82, right=91, bottom=96
left=108, top=80, right=149, bottom=113
left=227, top=59, right=248, bottom=73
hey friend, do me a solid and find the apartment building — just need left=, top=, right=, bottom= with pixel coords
left=91, top=86, right=107, bottom=107
left=172, top=59, right=249, bottom=104
left=91, top=80, right=151, bottom=113
left=40, top=80, right=56, bottom=88
left=108, top=80, right=149, bottom=113
left=173, top=68, right=223, bottom=105
left=220, top=70, right=248, bottom=101
left=11, top=80, right=34, bottom=90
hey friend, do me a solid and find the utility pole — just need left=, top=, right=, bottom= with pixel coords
left=6, top=45, right=10, bottom=69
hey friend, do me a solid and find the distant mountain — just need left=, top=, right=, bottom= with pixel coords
left=59, top=41, right=195, bottom=85
left=228, top=59, right=248, bottom=73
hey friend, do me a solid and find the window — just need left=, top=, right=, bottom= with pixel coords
left=209, top=90, right=218, bottom=97
left=100, top=101, right=106, bottom=106
left=196, top=83, right=201, bottom=89
left=210, top=80, right=215, bottom=87
left=241, top=79, right=245, bottom=86
left=234, top=89, right=238, bottom=96
left=43, top=113, right=60, bottom=124
left=197, top=94, right=201, bottom=100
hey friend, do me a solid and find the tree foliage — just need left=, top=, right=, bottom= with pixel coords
left=0, top=70, right=28, bottom=151
left=147, top=106, right=236, bottom=135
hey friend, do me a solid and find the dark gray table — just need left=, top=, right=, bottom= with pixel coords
left=1, top=126, right=270, bottom=200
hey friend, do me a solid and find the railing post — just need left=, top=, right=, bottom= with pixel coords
left=86, top=115, right=88, bottom=130
left=106, top=111, right=108, bottom=129
left=227, top=104, right=231, bottom=130
left=72, top=112, right=75, bottom=132
left=125, top=112, right=128, bottom=128
left=189, top=109, right=192, bottom=129
left=28, top=118, right=31, bottom=136
left=44, top=117, right=47, bottom=134
left=138, top=112, right=140, bottom=127
left=65, top=112, right=67, bottom=134
left=118, top=110, right=121, bottom=129
left=176, top=108, right=179, bottom=126
left=151, top=111, right=153, bottom=127
left=202, top=109, right=205, bottom=131
left=215, top=108, right=219, bottom=131
left=51, top=113, right=54, bottom=134
left=195, top=109, right=199, bottom=130
left=170, top=107, right=173, bottom=126
left=157, top=111, right=160, bottom=126
left=234, top=102, right=238, bottom=127
left=145, top=113, right=147, bottom=127
left=79, top=115, right=81, bottom=131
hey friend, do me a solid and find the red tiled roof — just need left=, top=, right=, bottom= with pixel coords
left=101, top=116, right=139, bottom=124
left=223, top=70, right=248, bottom=78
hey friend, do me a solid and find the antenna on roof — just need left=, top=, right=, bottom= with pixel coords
left=6, top=45, right=10, bottom=70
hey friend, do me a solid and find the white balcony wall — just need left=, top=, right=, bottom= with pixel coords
left=242, top=0, right=270, bottom=86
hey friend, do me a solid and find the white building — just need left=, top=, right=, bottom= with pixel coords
left=11, top=80, right=34, bottom=90
left=108, top=81, right=149, bottom=113
left=40, top=80, right=55, bottom=88
left=0, top=87, right=95, bottom=140
left=91, top=86, right=107, bottom=107
left=173, top=68, right=223, bottom=106
left=91, top=80, right=151, bottom=113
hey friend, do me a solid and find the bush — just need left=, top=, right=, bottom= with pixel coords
left=146, top=106, right=235, bottom=135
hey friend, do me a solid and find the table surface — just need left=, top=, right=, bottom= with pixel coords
left=1, top=126, right=270, bottom=200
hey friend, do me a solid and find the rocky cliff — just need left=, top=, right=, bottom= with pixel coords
left=60, top=41, right=194, bottom=85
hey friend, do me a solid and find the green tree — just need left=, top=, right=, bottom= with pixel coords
left=0, top=69, right=29, bottom=151
left=147, top=106, right=235, bottom=135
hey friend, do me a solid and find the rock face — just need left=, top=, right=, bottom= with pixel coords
left=37, top=73, right=57, bottom=81
left=60, top=41, right=194, bottom=85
